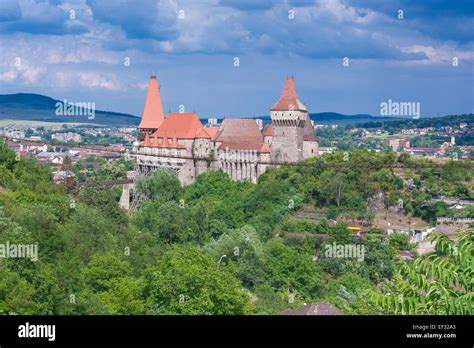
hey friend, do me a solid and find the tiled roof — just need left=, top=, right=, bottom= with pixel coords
left=138, top=76, right=165, bottom=130
left=149, top=133, right=186, bottom=149
left=303, top=115, right=318, bottom=141
left=271, top=76, right=307, bottom=111
left=205, top=127, right=218, bottom=140
left=260, top=143, right=271, bottom=153
left=215, top=119, right=264, bottom=143
left=195, top=127, right=218, bottom=139
left=154, top=112, right=204, bottom=139
left=262, top=125, right=273, bottom=136
left=214, top=119, right=269, bottom=153
left=195, top=128, right=211, bottom=138
left=143, top=132, right=151, bottom=146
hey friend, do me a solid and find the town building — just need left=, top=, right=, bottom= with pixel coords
left=36, top=152, right=68, bottom=164
left=0, top=129, right=25, bottom=139
left=386, top=138, right=410, bottom=152
left=51, top=132, right=82, bottom=143
left=133, top=75, right=319, bottom=185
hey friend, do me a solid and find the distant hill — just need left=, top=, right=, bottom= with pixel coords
left=1, top=93, right=410, bottom=128
left=254, top=112, right=405, bottom=125
left=0, top=93, right=140, bottom=126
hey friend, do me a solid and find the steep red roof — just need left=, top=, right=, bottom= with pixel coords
left=149, top=132, right=186, bottom=149
left=154, top=112, right=204, bottom=139
left=271, top=76, right=307, bottom=111
left=138, top=76, right=165, bottom=130
left=260, top=143, right=271, bottom=153
left=143, top=132, right=151, bottom=146
left=195, top=128, right=210, bottom=138
left=205, top=127, right=218, bottom=140
left=262, top=124, right=273, bottom=136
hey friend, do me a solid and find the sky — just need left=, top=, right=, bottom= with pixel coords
left=0, top=0, right=473, bottom=119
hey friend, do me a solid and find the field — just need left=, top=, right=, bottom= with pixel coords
left=0, top=119, right=103, bottom=129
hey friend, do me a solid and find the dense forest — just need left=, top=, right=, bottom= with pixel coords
left=0, top=139, right=472, bottom=315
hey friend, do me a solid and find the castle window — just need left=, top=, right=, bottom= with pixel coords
left=168, top=138, right=173, bottom=143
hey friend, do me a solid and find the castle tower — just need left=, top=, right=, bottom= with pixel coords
left=138, top=75, right=165, bottom=137
left=270, top=76, right=307, bottom=162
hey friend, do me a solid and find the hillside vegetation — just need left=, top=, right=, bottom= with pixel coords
left=0, top=139, right=472, bottom=315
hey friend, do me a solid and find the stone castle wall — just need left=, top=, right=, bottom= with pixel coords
left=303, top=140, right=318, bottom=159
left=270, top=110, right=306, bottom=163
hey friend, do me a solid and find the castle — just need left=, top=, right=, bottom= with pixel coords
left=132, top=75, right=319, bottom=185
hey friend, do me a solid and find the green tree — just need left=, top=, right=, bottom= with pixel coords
left=143, top=246, right=250, bottom=314
left=193, top=202, right=209, bottom=246
left=323, top=273, right=379, bottom=314
left=263, top=240, right=321, bottom=299
left=78, top=253, right=144, bottom=314
left=389, top=233, right=410, bottom=251
left=204, top=225, right=265, bottom=285
left=0, top=139, right=17, bottom=171
left=370, top=231, right=473, bottom=314
left=254, top=284, right=286, bottom=315
left=327, top=223, right=354, bottom=244
left=135, top=168, right=183, bottom=203
left=100, top=160, right=127, bottom=179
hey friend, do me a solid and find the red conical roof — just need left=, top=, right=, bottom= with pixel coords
left=143, top=132, right=151, bottom=146
left=271, top=76, right=307, bottom=111
left=150, top=131, right=159, bottom=147
left=138, top=76, right=165, bottom=129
